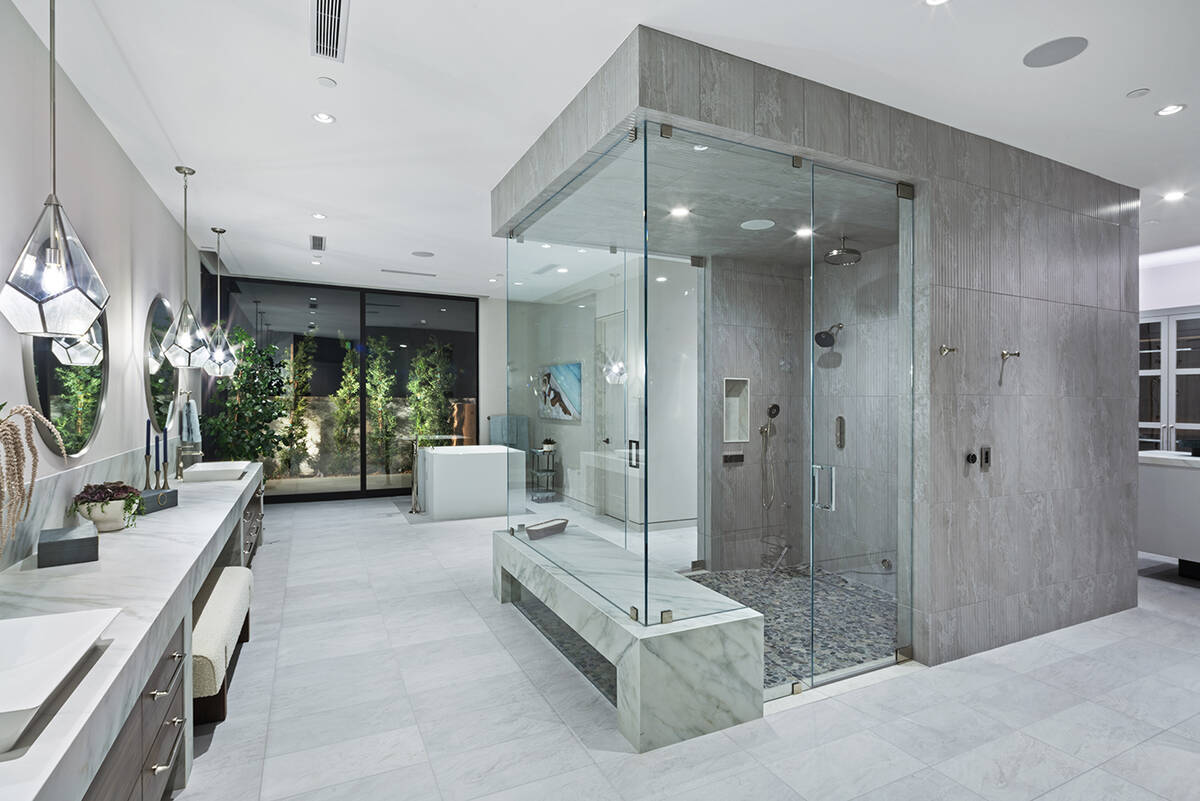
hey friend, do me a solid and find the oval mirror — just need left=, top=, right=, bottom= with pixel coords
left=145, top=296, right=177, bottom=433
left=22, top=312, right=109, bottom=456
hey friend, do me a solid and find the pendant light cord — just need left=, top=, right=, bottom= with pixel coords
left=215, top=233, right=221, bottom=326
left=181, top=172, right=189, bottom=306
left=49, top=0, right=56, bottom=198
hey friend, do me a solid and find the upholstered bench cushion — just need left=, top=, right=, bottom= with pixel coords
left=193, top=567, right=252, bottom=698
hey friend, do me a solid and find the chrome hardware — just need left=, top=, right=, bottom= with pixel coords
left=835, top=416, right=846, bottom=450
left=938, top=344, right=957, bottom=357
left=660, top=610, right=673, bottom=624
left=629, top=606, right=639, bottom=622
left=167, top=716, right=186, bottom=727
left=169, top=651, right=184, bottom=662
left=148, top=729, right=183, bottom=775
left=812, top=464, right=836, bottom=511
left=147, top=663, right=182, bottom=699
left=1001, top=349, right=1021, bottom=360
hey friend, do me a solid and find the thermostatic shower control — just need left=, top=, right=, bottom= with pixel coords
left=965, top=452, right=977, bottom=465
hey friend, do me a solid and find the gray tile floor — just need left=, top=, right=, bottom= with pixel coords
left=177, top=500, right=1200, bottom=801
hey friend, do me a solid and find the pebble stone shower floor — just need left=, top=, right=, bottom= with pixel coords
left=690, top=565, right=898, bottom=688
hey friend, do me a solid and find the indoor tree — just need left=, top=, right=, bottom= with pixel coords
left=52, top=365, right=102, bottom=453
left=278, top=333, right=315, bottom=476
left=406, top=339, right=455, bottom=442
left=202, top=328, right=285, bottom=462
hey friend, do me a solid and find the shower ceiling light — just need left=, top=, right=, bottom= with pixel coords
left=0, top=0, right=109, bottom=338
left=312, top=212, right=326, bottom=220
left=655, top=276, right=668, bottom=283
left=796, top=227, right=813, bottom=238
left=925, top=0, right=950, bottom=5
left=556, top=267, right=568, bottom=273
left=670, top=207, right=690, bottom=217
left=693, top=145, right=709, bottom=151
left=513, top=281, right=524, bottom=286
left=577, top=248, right=587, bottom=253
left=161, top=166, right=212, bottom=369
left=312, top=112, right=336, bottom=124
left=740, top=219, right=775, bottom=231
left=540, top=243, right=551, bottom=249
left=311, top=260, right=321, bottom=265
left=1165, top=191, right=1186, bottom=202
left=1157, top=104, right=1187, bottom=116
left=488, top=278, right=497, bottom=283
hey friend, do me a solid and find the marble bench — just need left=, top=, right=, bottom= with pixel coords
left=493, top=528, right=764, bottom=752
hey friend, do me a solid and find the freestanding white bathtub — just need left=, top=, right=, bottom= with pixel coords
left=417, top=445, right=526, bottom=520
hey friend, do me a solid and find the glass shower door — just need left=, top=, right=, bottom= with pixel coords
left=808, top=164, right=913, bottom=683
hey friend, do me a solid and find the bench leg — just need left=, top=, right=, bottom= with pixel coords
left=239, top=612, right=250, bottom=645
left=193, top=676, right=228, bottom=725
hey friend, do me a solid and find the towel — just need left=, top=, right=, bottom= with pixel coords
left=182, top=399, right=202, bottom=445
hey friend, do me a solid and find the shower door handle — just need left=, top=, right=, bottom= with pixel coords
left=812, top=465, right=836, bottom=512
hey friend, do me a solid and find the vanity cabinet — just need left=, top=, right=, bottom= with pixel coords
left=83, top=620, right=185, bottom=801
left=242, top=482, right=264, bottom=565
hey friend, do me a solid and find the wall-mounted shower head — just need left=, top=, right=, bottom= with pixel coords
left=824, top=235, right=862, bottom=266
left=814, top=323, right=843, bottom=348
left=766, top=403, right=780, bottom=419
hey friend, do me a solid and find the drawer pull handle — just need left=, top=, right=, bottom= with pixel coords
left=148, top=729, right=183, bottom=775
left=169, top=651, right=184, bottom=661
left=167, top=716, right=186, bottom=728
left=147, top=663, right=183, bottom=699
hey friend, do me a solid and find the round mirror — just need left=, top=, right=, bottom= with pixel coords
left=145, top=296, right=177, bottom=433
left=22, top=312, right=109, bottom=457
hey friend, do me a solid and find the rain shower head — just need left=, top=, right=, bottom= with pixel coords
left=814, top=323, right=843, bottom=348
left=824, top=235, right=862, bottom=266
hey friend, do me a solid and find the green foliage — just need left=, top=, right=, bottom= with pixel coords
left=278, top=334, right=315, bottom=476
left=365, top=336, right=399, bottom=474
left=202, top=328, right=286, bottom=462
left=52, top=365, right=102, bottom=453
left=326, top=340, right=360, bottom=475
left=406, top=339, right=454, bottom=441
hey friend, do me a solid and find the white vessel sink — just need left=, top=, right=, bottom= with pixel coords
left=0, top=608, right=120, bottom=753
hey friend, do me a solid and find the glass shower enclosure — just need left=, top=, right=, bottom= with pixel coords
left=505, top=119, right=914, bottom=695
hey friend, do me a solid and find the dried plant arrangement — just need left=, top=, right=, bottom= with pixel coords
left=0, top=402, right=66, bottom=558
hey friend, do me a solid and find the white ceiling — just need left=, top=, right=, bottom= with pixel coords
left=12, top=0, right=1200, bottom=300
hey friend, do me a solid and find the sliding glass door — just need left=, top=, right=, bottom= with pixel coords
left=200, top=271, right=479, bottom=500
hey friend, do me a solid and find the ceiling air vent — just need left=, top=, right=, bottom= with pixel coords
left=311, top=0, right=349, bottom=62
left=310, top=235, right=326, bottom=252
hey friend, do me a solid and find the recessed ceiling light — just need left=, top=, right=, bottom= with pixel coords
left=399, top=344, right=408, bottom=348
left=1126, top=88, right=1151, bottom=99
left=488, top=278, right=498, bottom=283
left=670, top=207, right=690, bottom=217
left=420, top=319, right=427, bottom=324
left=740, top=219, right=776, bottom=231
left=796, top=227, right=814, bottom=238
left=513, top=281, right=524, bottom=286
left=312, top=112, right=336, bottom=124
left=411, top=251, right=435, bottom=258
left=309, top=297, right=317, bottom=302
left=311, top=260, right=321, bottom=265
left=655, top=276, right=668, bottom=283
left=540, top=243, right=551, bottom=249
left=309, top=310, right=316, bottom=315
left=577, top=248, right=587, bottom=253
left=556, top=267, right=569, bottom=273
left=1022, top=36, right=1089, bottom=69
left=1165, top=190, right=1186, bottom=202
left=693, top=145, right=709, bottom=152
left=578, top=304, right=586, bottom=309
left=312, top=212, right=326, bottom=220
left=317, top=76, right=337, bottom=89
left=925, top=0, right=950, bottom=5
left=1157, top=104, right=1187, bottom=116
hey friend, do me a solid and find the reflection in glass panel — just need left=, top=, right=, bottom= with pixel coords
left=27, top=313, right=107, bottom=454
left=1139, top=375, right=1161, bottom=422
left=1176, top=432, right=1200, bottom=454
left=364, top=293, right=479, bottom=490
left=1140, top=321, right=1161, bottom=370
left=1177, top=374, right=1200, bottom=424
left=1139, top=427, right=1163, bottom=451
left=1178, top=318, right=1200, bottom=369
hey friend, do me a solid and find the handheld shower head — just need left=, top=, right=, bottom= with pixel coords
left=814, top=323, right=843, bottom=348
left=767, top=403, right=780, bottom=419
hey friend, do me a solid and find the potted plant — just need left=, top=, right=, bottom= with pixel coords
left=69, top=482, right=144, bottom=533
left=542, top=437, right=557, bottom=452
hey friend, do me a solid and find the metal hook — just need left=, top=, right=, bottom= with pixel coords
left=938, top=345, right=957, bottom=357
left=1001, top=349, right=1021, bottom=361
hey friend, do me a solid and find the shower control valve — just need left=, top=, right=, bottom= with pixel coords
left=965, top=452, right=978, bottom=465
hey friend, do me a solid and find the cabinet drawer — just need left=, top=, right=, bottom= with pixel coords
left=143, top=621, right=185, bottom=700
left=140, top=686, right=184, bottom=801
left=82, top=700, right=142, bottom=801
left=140, top=658, right=183, bottom=747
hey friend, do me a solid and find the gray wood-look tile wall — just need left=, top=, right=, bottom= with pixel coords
left=491, top=25, right=1140, bottom=666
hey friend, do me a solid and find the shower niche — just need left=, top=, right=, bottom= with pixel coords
left=723, top=378, right=750, bottom=443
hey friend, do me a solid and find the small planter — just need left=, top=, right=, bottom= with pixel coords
left=76, top=502, right=128, bottom=533
left=542, top=444, right=557, bottom=453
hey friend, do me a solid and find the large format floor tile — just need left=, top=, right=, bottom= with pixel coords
left=178, top=504, right=1200, bottom=801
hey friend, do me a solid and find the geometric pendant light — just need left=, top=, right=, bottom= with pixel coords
left=51, top=317, right=104, bottom=366
left=160, top=166, right=211, bottom=369
left=0, top=0, right=108, bottom=337
left=201, top=226, right=238, bottom=377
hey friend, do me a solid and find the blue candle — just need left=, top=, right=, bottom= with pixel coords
left=145, top=419, right=150, bottom=456
left=155, top=436, right=160, bottom=471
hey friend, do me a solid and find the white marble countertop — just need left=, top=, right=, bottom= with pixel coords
left=1139, top=450, right=1200, bottom=468
left=0, top=463, right=262, bottom=801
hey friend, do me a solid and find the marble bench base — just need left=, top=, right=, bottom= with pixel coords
left=493, top=531, right=763, bottom=752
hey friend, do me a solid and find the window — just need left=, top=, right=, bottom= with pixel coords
left=1139, top=312, right=1200, bottom=452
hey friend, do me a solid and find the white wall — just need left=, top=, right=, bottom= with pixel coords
left=1140, top=248, right=1200, bottom=311
left=0, top=0, right=189, bottom=478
